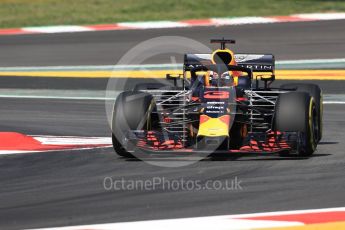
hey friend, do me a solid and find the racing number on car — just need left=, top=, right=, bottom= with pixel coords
left=204, top=91, right=229, bottom=99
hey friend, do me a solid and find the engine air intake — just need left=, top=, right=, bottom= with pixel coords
left=211, top=49, right=234, bottom=65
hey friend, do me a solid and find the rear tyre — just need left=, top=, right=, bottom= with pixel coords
left=274, top=92, right=318, bottom=156
left=112, top=91, right=155, bottom=158
left=236, top=76, right=251, bottom=97
left=281, top=83, right=322, bottom=142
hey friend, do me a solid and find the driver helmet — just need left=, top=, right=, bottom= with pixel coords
left=209, top=71, right=234, bottom=86
left=220, top=71, right=235, bottom=86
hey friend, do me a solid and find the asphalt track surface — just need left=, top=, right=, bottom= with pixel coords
left=0, top=20, right=344, bottom=230
left=0, top=99, right=344, bottom=230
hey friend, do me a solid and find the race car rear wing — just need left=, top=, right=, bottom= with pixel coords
left=184, top=53, right=275, bottom=73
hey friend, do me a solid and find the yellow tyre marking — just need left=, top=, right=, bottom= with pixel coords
left=308, top=97, right=316, bottom=151
left=319, top=92, right=323, bottom=139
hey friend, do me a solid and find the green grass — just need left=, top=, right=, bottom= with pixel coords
left=1, top=0, right=345, bottom=28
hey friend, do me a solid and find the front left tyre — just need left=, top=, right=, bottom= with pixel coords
left=274, top=92, right=318, bottom=156
left=112, top=91, right=156, bottom=158
left=280, top=83, right=323, bottom=142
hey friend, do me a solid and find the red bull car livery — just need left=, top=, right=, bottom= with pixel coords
left=111, top=39, right=323, bottom=158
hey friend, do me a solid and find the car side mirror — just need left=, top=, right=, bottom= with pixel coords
left=166, top=73, right=183, bottom=86
left=260, top=74, right=275, bottom=81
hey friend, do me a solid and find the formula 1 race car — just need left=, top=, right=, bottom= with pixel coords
left=111, top=39, right=322, bottom=158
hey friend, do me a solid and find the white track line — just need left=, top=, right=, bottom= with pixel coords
left=323, top=101, right=345, bottom=104
left=0, top=95, right=111, bottom=100
left=22, top=26, right=93, bottom=33
left=33, top=136, right=111, bottom=145
left=27, top=207, right=345, bottom=230
left=0, top=135, right=112, bottom=155
left=0, top=63, right=180, bottom=71
left=28, top=219, right=302, bottom=230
